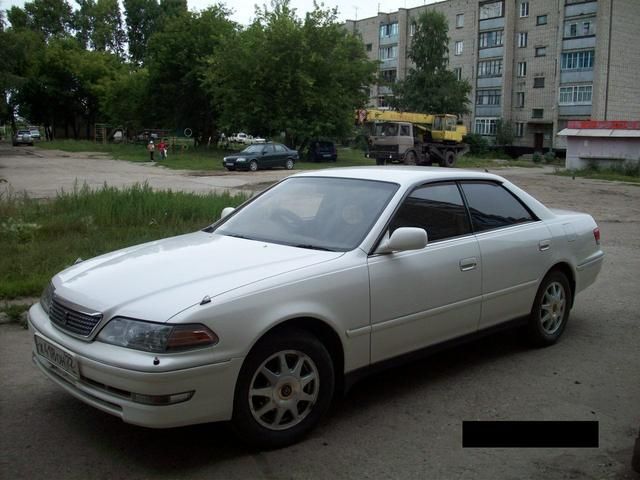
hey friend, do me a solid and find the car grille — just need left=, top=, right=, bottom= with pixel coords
left=371, top=145, right=399, bottom=153
left=50, top=298, right=103, bottom=337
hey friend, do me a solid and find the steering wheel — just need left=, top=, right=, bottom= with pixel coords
left=271, top=208, right=303, bottom=228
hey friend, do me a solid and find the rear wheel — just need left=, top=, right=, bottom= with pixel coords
left=249, top=160, right=258, bottom=172
left=526, top=271, right=572, bottom=347
left=441, top=150, right=456, bottom=167
left=232, top=329, right=335, bottom=449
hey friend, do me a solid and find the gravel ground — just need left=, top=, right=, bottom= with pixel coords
left=1, top=143, right=639, bottom=479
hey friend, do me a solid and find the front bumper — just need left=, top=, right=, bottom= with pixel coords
left=29, top=303, right=243, bottom=428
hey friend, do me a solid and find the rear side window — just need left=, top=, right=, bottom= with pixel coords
left=460, top=181, right=535, bottom=232
left=390, top=182, right=471, bottom=242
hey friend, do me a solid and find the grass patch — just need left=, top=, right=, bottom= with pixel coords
left=556, top=163, right=640, bottom=183
left=456, top=155, right=541, bottom=169
left=0, top=183, right=248, bottom=299
left=0, top=303, right=31, bottom=325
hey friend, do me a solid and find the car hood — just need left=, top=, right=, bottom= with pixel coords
left=53, top=231, right=343, bottom=322
left=224, top=153, right=256, bottom=161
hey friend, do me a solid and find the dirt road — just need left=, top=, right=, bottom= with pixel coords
left=1, top=143, right=639, bottom=479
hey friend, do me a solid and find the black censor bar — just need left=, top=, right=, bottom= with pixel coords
left=462, top=421, right=599, bottom=448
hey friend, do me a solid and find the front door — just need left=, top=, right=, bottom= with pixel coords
left=534, top=132, right=544, bottom=151
left=368, top=182, right=482, bottom=363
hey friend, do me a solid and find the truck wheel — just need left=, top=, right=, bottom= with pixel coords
left=442, top=150, right=456, bottom=168
left=404, top=151, right=417, bottom=165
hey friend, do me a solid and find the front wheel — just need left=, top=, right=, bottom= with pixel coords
left=232, top=329, right=335, bottom=449
left=249, top=160, right=258, bottom=172
left=285, top=159, right=294, bottom=170
left=441, top=150, right=456, bottom=167
left=404, top=151, right=417, bottom=165
left=526, top=271, right=572, bottom=347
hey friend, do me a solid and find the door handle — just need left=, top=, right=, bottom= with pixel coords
left=459, top=257, right=477, bottom=272
left=539, top=239, right=551, bottom=251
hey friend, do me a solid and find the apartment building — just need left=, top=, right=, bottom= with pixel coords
left=344, top=0, right=640, bottom=150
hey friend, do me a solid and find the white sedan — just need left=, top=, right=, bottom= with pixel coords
left=29, top=167, right=603, bottom=448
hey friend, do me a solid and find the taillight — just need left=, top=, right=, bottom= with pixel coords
left=593, top=227, right=600, bottom=245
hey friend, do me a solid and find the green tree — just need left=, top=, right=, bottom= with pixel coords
left=145, top=6, right=235, bottom=138
left=7, top=0, right=74, bottom=40
left=98, top=67, right=151, bottom=134
left=206, top=0, right=376, bottom=149
left=391, top=10, right=471, bottom=115
left=495, top=118, right=514, bottom=146
left=75, top=0, right=127, bottom=56
left=123, top=0, right=161, bottom=65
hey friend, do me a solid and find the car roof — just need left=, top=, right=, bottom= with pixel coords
left=292, top=166, right=506, bottom=188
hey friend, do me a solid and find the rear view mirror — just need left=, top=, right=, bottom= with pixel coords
left=375, top=227, right=428, bottom=254
left=220, top=207, right=235, bottom=220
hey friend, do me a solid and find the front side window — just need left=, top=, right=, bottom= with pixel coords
left=274, top=144, right=287, bottom=153
left=390, top=182, right=471, bottom=242
left=460, top=181, right=535, bottom=233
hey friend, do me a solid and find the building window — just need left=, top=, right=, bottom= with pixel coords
left=479, top=30, right=504, bottom=49
left=380, top=69, right=397, bottom=83
left=559, top=85, right=593, bottom=105
left=515, top=122, right=525, bottom=137
left=519, top=1, right=529, bottom=17
left=475, top=117, right=498, bottom=136
left=536, top=15, right=548, bottom=26
left=456, top=13, right=464, bottom=28
left=455, top=41, right=464, bottom=55
left=476, top=89, right=501, bottom=106
left=478, top=59, right=503, bottom=77
left=532, top=108, right=544, bottom=119
left=379, top=22, right=398, bottom=38
left=518, top=32, right=528, bottom=48
left=517, top=61, right=527, bottom=77
left=561, top=50, right=594, bottom=70
left=480, top=1, right=503, bottom=20
left=564, top=19, right=596, bottom=38
left=379, top=45, right=398, bottom=60
left=533, top=77, right=545, bottom=88
left=409, top=23, right=416, bottom=36
left=366, top=43, right=372, bottom=52
left=453, top=67, right=462, bottom=81
left=516, top=91, right=525, bottom=108
left=535, top=46, right=546, bottom=57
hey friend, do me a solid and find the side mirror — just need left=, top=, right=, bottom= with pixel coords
left=375, top=227, right=428, bottom=254
left=220, top=207, right=235, bottom=220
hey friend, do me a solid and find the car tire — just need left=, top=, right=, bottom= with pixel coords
left=526, top=270, right=572, bottom=347
left=249, top=160, right=258, bottom=172
left=404, top=151, right=417, bottom=165
left=285, top=159, right=294, bottom=170
left=440, top=150, right=456, bottom=167
left=232, top=328, right=335, bottom=449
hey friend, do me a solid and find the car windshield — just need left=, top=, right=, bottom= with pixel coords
left=215, top=177, right=399, bottom=251
left=241, top=145, right=267, bottom=153
left=18, top=130, right=30, bottom=135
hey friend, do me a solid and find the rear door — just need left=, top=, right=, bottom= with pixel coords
left=273, top=144, right=289, bottom=167
left=459, top=181, right=553, bottom=329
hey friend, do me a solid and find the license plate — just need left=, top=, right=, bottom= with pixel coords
left=322, top=154, right=330, bottom=158
left=225, top=162, right=234, bottom=166
left=34, top=334, right=80, bottom=380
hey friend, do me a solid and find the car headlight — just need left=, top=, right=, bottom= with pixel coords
left=40, top=282, right=55, bottom=315
left=97, top=317, right=219, bottom=353
left=236, top=157, right=246, bottom=162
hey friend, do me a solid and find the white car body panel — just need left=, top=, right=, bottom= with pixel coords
left=29, top=166, right=604, bottom=429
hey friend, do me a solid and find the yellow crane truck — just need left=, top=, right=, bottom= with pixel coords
left=357, top=109, right=469, bottom=167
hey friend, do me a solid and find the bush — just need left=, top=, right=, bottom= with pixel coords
left=544, top=151, right=557, bottom=164
left=532, top=152, right=543, bottom=163
left=463, top=133, right=489, bottom=155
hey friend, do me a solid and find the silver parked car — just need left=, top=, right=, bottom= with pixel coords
left=29, top=167, right=603, bottom=448
left=13, top=129, right=34, bottom=146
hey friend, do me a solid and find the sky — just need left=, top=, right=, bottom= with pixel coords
left=1, top=0, right=440, bottom=25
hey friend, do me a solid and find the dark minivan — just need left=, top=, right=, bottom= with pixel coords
left=307, top=140, right=337, bottom=162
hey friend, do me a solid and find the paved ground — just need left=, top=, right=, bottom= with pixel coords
left=1, top=143, right=639, bottom=479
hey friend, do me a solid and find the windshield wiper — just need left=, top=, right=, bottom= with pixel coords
left=293, top=244, right=337, bottom=252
